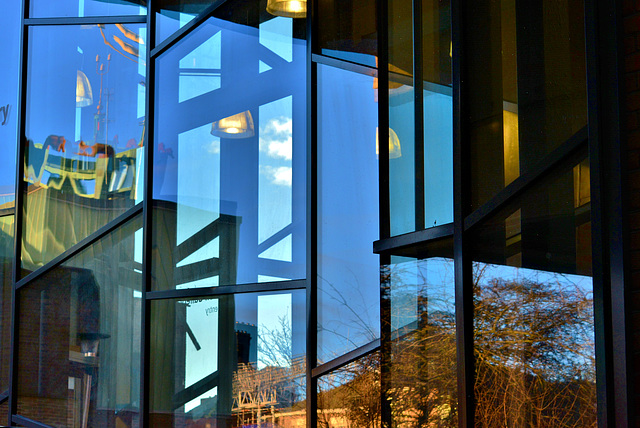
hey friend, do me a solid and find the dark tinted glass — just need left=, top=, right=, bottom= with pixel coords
left=0, top=216, right=13, bottom=393
left=152, top=8, right=307, bottom=290
left=472, top=156, right=595, bottom=426
left=17, top=216, right=143, bottom=428
left=23, top=24, right=145, bottom=272
left=0, top=0, right=21, bottom=209
left=317, top=64, right=380, bottom=363
left=30, top=0, right=146, bottom=17
left=382, top=240, right=457, bottom=426
left=317, top=351, right=381, bottom=428
left=467, top=0, right=587, bottom=210
left=149, top=290, right=306, bottom=427
left=316, top=0, right=377, bottom=66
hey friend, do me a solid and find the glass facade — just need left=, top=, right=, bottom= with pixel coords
left=0, top=0, right=632, bottom=427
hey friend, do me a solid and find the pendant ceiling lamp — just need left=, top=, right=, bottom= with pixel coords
left=211, top=110, right=255, bottom=139
left=76, top=70, right=93, bottom=107
left=266, top=0, right=306, bottom=18
left=376, top=127, right=402, bottom=159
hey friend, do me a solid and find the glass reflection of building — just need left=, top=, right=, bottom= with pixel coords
left=0, top=0, right=635, bottom=427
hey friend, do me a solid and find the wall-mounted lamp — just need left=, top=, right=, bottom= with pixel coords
left=267, top=0, right=306, bottom=18
left=211, top=110, right=255, bottom=139
left=76, top=70, right=93, bottom=107
left=376, top=127, right=402, bottom=159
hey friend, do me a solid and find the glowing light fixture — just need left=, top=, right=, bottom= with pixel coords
left=76, top=70, right=93, bottom=107
left=266, top=0, right=307, bottom=18
left=376, top=127, right=402, bottom=159
left=211, top=110, right=255, bottom=139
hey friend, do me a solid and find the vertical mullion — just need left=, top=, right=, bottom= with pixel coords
left=451, top=0, right=473, bottom=426
left=413, top=0, right=425, bottom=231
left=8, top=0, right=29, bottom=423
left=378, top=0, right=391, bottom=425
left=141, top=2, right=155, bottom=427
left=585, top=0, right=625, bottom=426
left=306, top=0, right=317, bottom=425
left=379, top=0, right=390, bottom=241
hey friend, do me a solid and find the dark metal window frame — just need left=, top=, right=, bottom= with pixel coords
left=3, top=0, right=630, bottom=427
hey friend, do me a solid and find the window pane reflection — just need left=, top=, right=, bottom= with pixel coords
left=467, top=0, right=587, bottom=209
left=0, top=0, right=21, bottom=209
left=0, top=215, right=13, bottom=393
left=317, top=65, right=380, bottom=363
left=17, top=215, right=143, bottom=428
left=383, top=246, right=457, bottom=427
left=149, top=290, right=306, bottom=427
left=30, top=0, right=146, bottom=18
left=317, top=352, right=381, bottom=428
left=23, top=24, right=146, bottom=272
left=472, top=156, right=595, bottom=426
left=152, top=9, right=306, bottom=290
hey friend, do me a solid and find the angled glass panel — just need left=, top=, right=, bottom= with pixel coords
left=0, top=0, right=21, bottom=211
left=466, top=0, right=587, bottom=210
left=472, top=156, right=595, bottom=426
left=316, top=0, right=377, bottom=66
left=152, top=6, right=307, bottom=290
left=317, top=64, right=380, bottom=363
left=0, top=215, right=13, bottom=393
left=382, top=239, right=457, bottom=427
left=149, top=290, right=306, bottom=427
left=30, top=0, right=146, bottom=18
left=317, top=351, right=381, bottom=428
left=17, top=215, right=143, bottom=428
left=22, top=24, right=146, bottom=273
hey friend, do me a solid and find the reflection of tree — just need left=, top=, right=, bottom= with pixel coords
left=317, top=352, right=381, bottom=428
left=473, top=264, right=596, bottom=427
left=382, top=260, right=595, bottom=428
left=384, top=260, right=457, bottom=428
left=317, top=273, right=380, bottom=362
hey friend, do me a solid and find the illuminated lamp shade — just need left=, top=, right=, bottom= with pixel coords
left=211, top=110, right=255, bottom=139
left=376, top=127, right=402, bottom=159
left=266, top=0, right=306, bottom=18
left=76, top=70, right=93, bottom=107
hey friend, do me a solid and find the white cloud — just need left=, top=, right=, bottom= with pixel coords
left=261, top=166, right=292, bottom=187
left=204, top=139, right=220, bottom=154
left=260, top=116, right=292, bottom=160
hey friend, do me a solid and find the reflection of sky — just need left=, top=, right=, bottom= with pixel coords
left=0, top=1, right=20, bottom=200
left=317, top=64, right=380, bottom=362
left=30, top=0, right=145, bottom=18
left=389, top=86, right=453, bottom=234
left=183, top=290, right=305, bottom=414
left=153, top=15, right=306, bottom=286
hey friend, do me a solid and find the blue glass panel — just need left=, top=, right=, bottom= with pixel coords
left=153, top=10, right=307, bottom=290
left=30, top=0, right=146, bottom=18
left=317, top=64, right=380, bottom=363
left=0, top=0, right=21, bottom=209
left=149, top=290, right=306, bottom=427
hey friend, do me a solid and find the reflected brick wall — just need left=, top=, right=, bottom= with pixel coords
left=624, top=1, right=640, bottom=424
